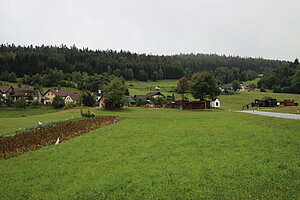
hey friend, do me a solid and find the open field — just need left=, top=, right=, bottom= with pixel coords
left=1, top=103, right=300, bottom=199
left=1, top=81, right=300, bottom=199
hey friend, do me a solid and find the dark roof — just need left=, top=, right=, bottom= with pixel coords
left=135, top=92, right=165, bottom=100
left=0, top=86, right=13, bottom=93
left=134, top=95, right=148, bottom=100
left=11, top=93, right=34, bottom=97
left=146, top=92, right=164, bottom=96
left=125, top=95, right=136, bottom=103
left=14, top=87, right=35, bottom=92
left=45, top=89, right=77, bottom=97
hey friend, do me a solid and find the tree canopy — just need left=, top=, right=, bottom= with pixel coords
left=190, top=72, right=221, bottom=101
left=0, top=44, right=288, bottom=84
left=103, top=77, right=128, bottom=110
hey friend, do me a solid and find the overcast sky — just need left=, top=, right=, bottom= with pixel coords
left=0, top=0, right=299, bottom=61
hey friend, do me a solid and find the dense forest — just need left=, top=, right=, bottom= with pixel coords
left=258, top=59, right=300, bottom=94
left=0, top=44, right=292, bottom=91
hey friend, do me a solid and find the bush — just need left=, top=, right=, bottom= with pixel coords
left=260, top=88, right=266, bottom=92
left=64, top=103, right=76, bottom=110
left=80, top=109, right=95, bottom=118
left=81, top=92, right=96, bottom=107
left=31, top=100, right=41, bottom=108
left=15, top=98, right=27, bottom=109
left=52, top=96, right=65, bottom=109
left=272, top=85, right=282, bottom=93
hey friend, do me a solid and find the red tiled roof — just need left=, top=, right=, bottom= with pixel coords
left=48, top=89, right=77, bottom=97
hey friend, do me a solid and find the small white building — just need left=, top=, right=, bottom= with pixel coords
left=211, top=98, right=220, bottom=108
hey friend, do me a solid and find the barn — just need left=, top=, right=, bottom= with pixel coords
left=164, top=100, right=211, bottom=110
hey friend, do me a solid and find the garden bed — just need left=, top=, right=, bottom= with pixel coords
left=0, top=116, right=123, bottom=159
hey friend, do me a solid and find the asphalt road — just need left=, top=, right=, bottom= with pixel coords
left=236, top=110, right=300, bottom=120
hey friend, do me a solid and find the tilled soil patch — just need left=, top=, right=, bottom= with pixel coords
left=0, top=116, right=123, bottom=159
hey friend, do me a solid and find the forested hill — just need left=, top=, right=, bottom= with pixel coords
left=0, top=44, right=288, bottom=82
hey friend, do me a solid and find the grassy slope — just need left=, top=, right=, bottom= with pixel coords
left=0, top=108, right=300, bottom=199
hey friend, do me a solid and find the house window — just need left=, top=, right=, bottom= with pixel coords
left=216, top=102, right=218, bottom=106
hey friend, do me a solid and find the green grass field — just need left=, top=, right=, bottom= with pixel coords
left=1, top=107, right=300, bottom=199
left=1, top=81, right=300, bottom=199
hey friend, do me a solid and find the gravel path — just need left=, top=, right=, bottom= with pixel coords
left=236, top=110, right=300, bottom=120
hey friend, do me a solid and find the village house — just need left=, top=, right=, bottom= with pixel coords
left=134, top=92, right=165, bottom=100
left=0, top=85, right=14, bottom=99
left=44, top=89, right=78, bottom=105
left=125, top=95, right=136, bottom=105
left=97, top=95, right=105, bottom=108
left=64, top=94, right=79, bottom=104
left=218, top=85, right=233, bottom=92
left=11, top=88, right=44, bottom=104
left=92, top=90, right=103, bottom=101
left=240, top=84, right=251, bottom=91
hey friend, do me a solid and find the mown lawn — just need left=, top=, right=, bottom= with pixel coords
left=0, top=107, right=300, bottom=199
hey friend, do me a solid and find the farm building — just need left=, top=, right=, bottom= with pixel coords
left=211, top=98, right=220, bottom=108
left=254, top=98, right=277, bottom=107
left=164, top=100, right=211, bottom=110
left=278, top=99, right=298, bottom=106
left=242, top=98, right=298, bottom=109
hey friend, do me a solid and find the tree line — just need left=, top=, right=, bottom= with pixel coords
left=0, top=44, right=289, bottom=85
left=258, top=59, right=300, bottom=94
